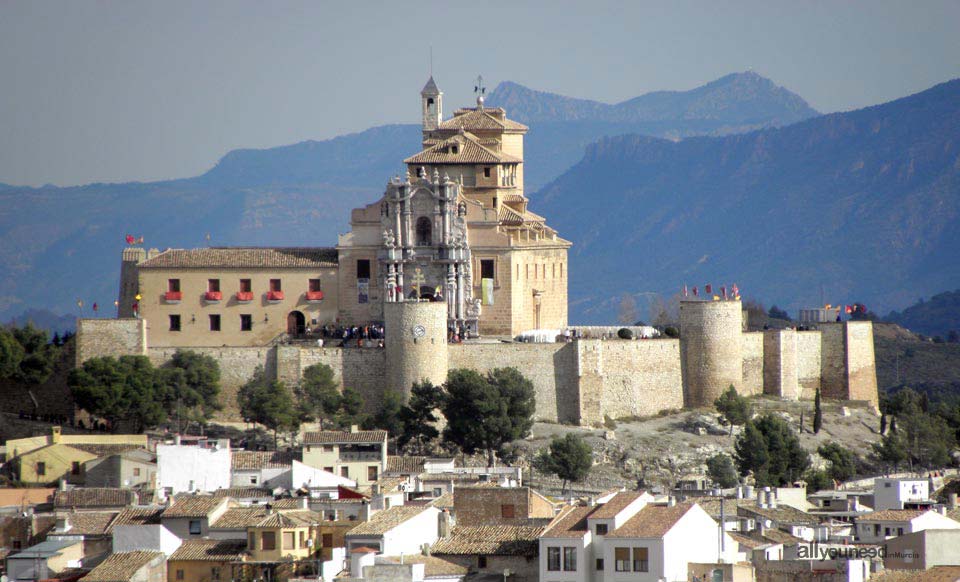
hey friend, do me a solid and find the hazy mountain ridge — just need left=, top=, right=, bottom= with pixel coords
left=486, top=71, right=819, bottom=125
left=886, top=289, right=960, bottom=338
left=533, top=78, right=960, bottom=323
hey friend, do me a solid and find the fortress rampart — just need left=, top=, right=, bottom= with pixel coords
left=75, top=298, right=878, bottom=426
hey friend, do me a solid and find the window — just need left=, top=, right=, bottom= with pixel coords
left=547, top=547, right=561, bottom=571
left=595, top=523, right=608, bottom=535
left=340, top=467, right=349, bottom=478
left=884, top=482, right=892, bottom=488
left=36, top=462, right=46, bottom=476
left=208, top=279, right=220, bottom=292
left=596, top=558, right=604, bottom=570
left=209, top=314, right=221, bottom=331
left=270, top=278, right=281, bottom=292
left=324, top=467, right=334, bottom=474
left=309, top=278, right=322, bottom=292
left=480, top=259, right=495, bottom=280
left=323, top=445, right=335, bottom=452
left=12, top=540, right=20, bottom=550
left=897, top=527, right=904, bottom=535
left=261, top=531, right=276, bottom=550
left=240, top=314, right=253, bottom=331
left=416, top=216, right=432, bottom=246
left=189, top=520, right=202, bottom=535
left=283, top=531, right=295, bottom=549
left=168, top=279, right=180, bottom=292
left=615, top=547, right=630, bottom=571
left=169, top=314, right=181, bottom=332
left=322, top=533, right=333, bottom=547
left=478, top=556, right=488, bottom=568
left=368, top=466, right=378, bottom=481
left=563, top=547, right=577, bottom=571
left=133, top=467, right=141, bottom=477
left=633, top=547, right=649, bottom=572
left=240, top=278, right=252, bottom=292
left=357, top=259, right=371, bottom=280
left=248, top=532, right=256, bottom=550
left=484, top=166, right=491, bottom=178
left=250, top=476, right=258, bottom=484
left=211, top=567, right=221, bottom=581
left=71, top=461, right=81, bottom=475
left=433, top=488, right=443, bottom=497
left=176, top=570, right=184, bottom=581
left=501, top=504, right=515, bottom=519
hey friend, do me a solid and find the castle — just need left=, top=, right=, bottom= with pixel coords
left=76, top=76, right=879, bottom=425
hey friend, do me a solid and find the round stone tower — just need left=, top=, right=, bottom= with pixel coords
left=679, top=299, right=743, bottom=407
left=384, top=301, right=449, bottom=399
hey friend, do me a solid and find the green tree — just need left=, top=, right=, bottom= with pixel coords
left=715, top=385, right=751, bottom=435
left=804, top=469, right=833, bottom=494
left=365, top=390, right=404, bottom=437
left=734, top=414, right=810, bottom=487
left=706, top=453, right=739, bottom=488
left=337, top=387, right=367, bottom=428
left=164, top=350, right=221, bottom=431
left=0, top=329, right=25, bottom=379
left=768, top=305, right=791, bottom=321
left=398, top=381, right=443, bottom=454
left=441, top=368, right=536, bottom=466
left=237, top=366, right=300, bottom=446
left=68, top=355, right=168, bottom=432
left=537, top=433, right=593, bottom=494
left=818, top=442, right=858, bottom=482
left=813, top=388, right=823, bottom=434
left=10, top=324, right=57, bottom=385
left=297, top=363, right=341, bottom=426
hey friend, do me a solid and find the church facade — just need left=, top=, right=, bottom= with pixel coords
left=120, top=76, right=569, bottom=345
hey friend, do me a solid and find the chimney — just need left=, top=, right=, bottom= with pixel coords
left=265, top=503, right=273, bottom=515
left=667, top=496, right=676, bottom=507
left=767, top=491, right=777, bottom=509
left=735, top=486, right=743, bottom=499
left=350, top=425, right=359, bottom=433
left=51, top=426, right=62, bottom=444
left=744, top=485, right=754, bottom=499
left=166, top=495, right=175, bottom=508
left=55, top=515, right=71, bottom=533
left=59, top=479, right=68, bottom=492
left=438, top=509, right=450, bottom=538
left=300, top=497, right=310, bottom=509
left=949, top=493, right=958, bottom=511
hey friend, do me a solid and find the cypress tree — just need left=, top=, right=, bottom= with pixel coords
left=813, top=388, right=823, bottom=434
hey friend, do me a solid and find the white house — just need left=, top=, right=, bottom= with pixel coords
left=855, top=509, right=960, bottom=543
left=111, top=523, right=182, bottom=556
left=157, top=439, right=231, bottom=496
left=345, top=505, right=441, bottom=557
left=230, top=450, right=298, bottom=489
left=873, top=478, right=931, bottom=511
left=291, top=459, right=356, bottom=494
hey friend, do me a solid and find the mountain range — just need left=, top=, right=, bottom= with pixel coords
left=3, top=72, right=958, bottom=329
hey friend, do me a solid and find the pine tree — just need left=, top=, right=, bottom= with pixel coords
left=880, top=413, right=887, bottom=435
left=813, top=388, right=823, bottom=434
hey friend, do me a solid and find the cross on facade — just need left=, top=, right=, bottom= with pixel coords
left=410, top=267, right=427, bottom=299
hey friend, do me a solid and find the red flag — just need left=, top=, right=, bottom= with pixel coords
left=92, top=302, right=98, bottom=312
left=705, top=284, right=712, bottom=295
left=136, top=236, right=144, bottom=244
left=692, top=286, right=699, bottom=297
left=125, top=234, right=135, bottom=245
left=845, top=305, right=853, bottom=314
left=721, top=286, right=727, bottom=299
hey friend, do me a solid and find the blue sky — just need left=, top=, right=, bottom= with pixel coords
left=2, top=0, right=959, bottom=186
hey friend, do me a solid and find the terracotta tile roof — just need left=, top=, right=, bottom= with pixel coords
left=438, top=108, right=528, bottom=132
left=541, top=505, right=593, bottom=538
left=429, top=492, right=454, bottom=509
left=161, top=495, right=228, bottom=518
left=607, top=502, right=696, bottom=538
left=138, top=247, right=338, bottom=269
left=303, top=430, right=387, bottom=445
left=270, top=498, right=309, bottom=510
left=54, top=488, right=136, bottom=509
left=756, top=528, right=804, bottom=545
left=82, top=550, right=164, bottom=582
left=738, top=504, right=818, bottom=525
left=107, top=508, right=163, bottom=531
left=211, top=507, right=268, bottom=529
left=380, top=554, right=468, bottom=577
left=0, top=488, right=54, bottom=507
left=590, top=491, right=646, bottom=519
left=70, top=444, right=148, bottom=457
left=404, top=133, right=520, bottom=165
left=169, top=539, right=248, bottom=562
left=231, top=450, right=300, bottom=470
left=497, top=204, right=526, bottom=225
left=858, top=509, right=930, bottom=522
left=688, top=497, right=750, bottom=520
left=212, top=487, right=274, bottom=498
left=346, top=506, right=430, bottom=536
left=387, top=456, right=426, bottom=474
left=54, top=511, right=118, bottom=535
left=255, top=510, right=318, bottom=528
left=432, top=525, right=545, bottom=557
left=727, top=531, right=764, bottom=550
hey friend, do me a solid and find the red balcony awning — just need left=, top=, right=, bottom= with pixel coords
left=204, top=291, right=222, bottom=301
left=164, top=291, right=182, bottom=302
left=266, top=290, right=285, bottom=301
left=306, top=290, right=324, bottom=302
left=235, top=291, right=254, bottom=302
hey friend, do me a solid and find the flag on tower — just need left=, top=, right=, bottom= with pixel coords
left=683, top=284, right=689, bottom=297
left=92, top=302, right=98, bottom=313
left=705, top=284, right=712, bottom=295
left=125, top=234, right=135, bottom=245
left=692, top=286, right=699, bottom=297
left=721, top=286, right=727, bottom=299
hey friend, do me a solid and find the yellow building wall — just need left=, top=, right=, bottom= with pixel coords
left=18, top=445, right=96, bottom=485
left=167, top=560, right=240, bottom=582
left=7, top=432, right=148, bottom=458
left=247, top=526, right=315, bottom=562
left=138, top=267, right=339, bottom=347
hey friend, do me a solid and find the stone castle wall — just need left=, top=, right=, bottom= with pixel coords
left=741, top=332, right=764, bottom=396
left=763, top=330, right=799, bottom=400
left=384, top=302, right=448, bottom=397
left=844, top=322, right=879, bottom=406
left=75, top=318, right=147, bottom=364
left=680, top=300, right=744, bottom=407
left=796, top=331, right=822, bottom=400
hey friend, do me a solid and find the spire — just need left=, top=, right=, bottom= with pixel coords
left=421, top=76, right=440, bottom=96
left=422, top=75, right=442, bottom=131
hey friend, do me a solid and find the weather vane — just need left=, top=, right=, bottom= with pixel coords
left=474, top=75, right=485, bottom=106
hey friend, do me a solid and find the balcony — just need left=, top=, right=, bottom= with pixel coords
left=164, top=291, right=182, bottom=304
left=306, top=290, right=324, bottom=303
left=204, top=291, right=222, bottom=303
left=235, top=292, right=254, bottom=304
left=266, top=290, right=285, bottom=303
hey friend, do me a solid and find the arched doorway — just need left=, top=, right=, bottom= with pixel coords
left=287, top=311, right=305, bottom=336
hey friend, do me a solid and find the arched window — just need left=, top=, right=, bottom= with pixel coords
left=416, top=217, right=432, bottom=246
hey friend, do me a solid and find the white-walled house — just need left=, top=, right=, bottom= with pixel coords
left=157, top=439, right=231, bottom=496
left=291, top=459, right=356, bottom=493
left=230, top=450, right=299, bottom=489
left=855, top=509, right=960, bottom=543
left=344, top=506, right=440, bottom=557
left=873, top=478, right=931, bottom=511
left=111, top=523, right=182, bottom=556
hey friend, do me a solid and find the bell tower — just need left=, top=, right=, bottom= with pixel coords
left=421, top=76, right=442, bottom=131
